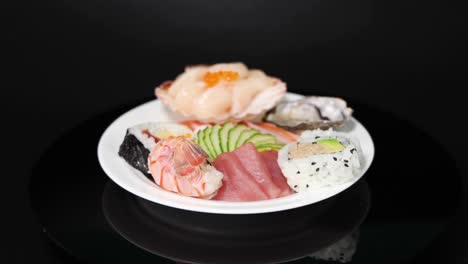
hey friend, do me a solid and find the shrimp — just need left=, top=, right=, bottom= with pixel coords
left=148, top=136, right=224, bottom=199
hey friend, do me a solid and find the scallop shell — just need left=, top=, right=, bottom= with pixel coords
left=155, top=64, right=286, bottom=123
left=229, top=79, right=286, bottom=121
left=266, top=96, right=353, bottom=132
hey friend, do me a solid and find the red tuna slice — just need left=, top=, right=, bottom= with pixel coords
left=260, top=150, right=294, bottom=197
left=213, top=152, right=269, bottom=201
left=233, top=143, right=282, bottom=199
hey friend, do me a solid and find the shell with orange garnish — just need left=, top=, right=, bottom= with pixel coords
left=155, top=63, right=286, bottom=122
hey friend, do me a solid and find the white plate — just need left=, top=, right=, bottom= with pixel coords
left=97, top=93, right=375, bottom=214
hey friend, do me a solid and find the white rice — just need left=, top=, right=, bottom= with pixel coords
left=128, top=122, right=193, bottom=150
left=278, top=129, right=361, bottom=192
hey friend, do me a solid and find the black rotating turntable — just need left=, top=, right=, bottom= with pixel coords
left=29, top=100, right=462, bottom=264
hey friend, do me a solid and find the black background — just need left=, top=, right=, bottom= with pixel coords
left=5, top=0, right=468, bottom=263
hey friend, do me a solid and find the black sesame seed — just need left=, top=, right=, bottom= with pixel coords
left=344, top=164, right=349, bottom=167
left=294, top=185, right=298, bottom=188
left=312, top=142, right=317, bottom=144
left=315, top=136, right=320, bottom=139
left=311, top=162, right=316, bottom=165
left=350, top=148, right=357, bottom=153
left=316, top=168, right=320, bottom=172
left=306, top=184, right=309, bottom=188
left=297, top=171, right=300, bottom=174
left=344, top=159, right=349, bottom=163
left=288, top=158, right=290, bottom=160
left=333, top=157, right=337, bottom=161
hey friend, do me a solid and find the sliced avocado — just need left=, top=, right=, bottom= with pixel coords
left=246, top=133, right=277, bottom=147
left=202, top=127, right=216, bottom=159
left=219, top=122, right=233, bottom=152
left=235, top=129, right=259, bottom=148
left=196, top=129, right=209, bottom=157
left=195, top=129, right=204, bottom=147
left=316, top=139, right=345, bottom=153
left=256, top=142, right=285, bottom=152
left=210, top=125, right=222, bottom=157
left=228, top=124, right=246, bottom=151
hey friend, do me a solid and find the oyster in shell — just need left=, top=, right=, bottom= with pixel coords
left=266, top=96, right=353, bottom=132
left=155, top=63, right=286, bottom=122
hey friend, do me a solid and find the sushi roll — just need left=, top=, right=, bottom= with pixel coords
left=277, top=129, right=361, bottom=192
left=118, top=122, right=193, bottom=179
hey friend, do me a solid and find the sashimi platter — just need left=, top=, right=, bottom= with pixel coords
left=98, top=63, right=374, bottom=214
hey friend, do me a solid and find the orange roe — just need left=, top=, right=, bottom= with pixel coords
left=203, top=71, right=239, bottom=87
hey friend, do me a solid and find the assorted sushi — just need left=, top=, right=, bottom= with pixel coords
left=278, top=129, right=361, bottom=192
left=118, top=62, right=362, bottom=202
left=118, top=122, right=192, bottom=179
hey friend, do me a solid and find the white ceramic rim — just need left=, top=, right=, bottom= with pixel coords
left=97, top=93, right=375, bottom=214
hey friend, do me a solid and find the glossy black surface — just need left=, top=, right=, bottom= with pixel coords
left=29, top=101, right=462, bottom=263
left=103, top=180, right=369, bottom=264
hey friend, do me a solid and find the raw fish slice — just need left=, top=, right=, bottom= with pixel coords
left=148, top=136, right=223, bottom=199
left=179, top=120, right=211, bottom=132
left=260, top=151, right=293, bottom=197
left=213, top=153, right=269, bottom=201
left=242, top=121, right=298, bottom=143
left=233, top=143, right=282, bottom=199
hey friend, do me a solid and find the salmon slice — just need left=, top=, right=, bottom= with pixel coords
left=243, top=121, right=298, bottom=143
left=179, top=120, right=210, bottom=132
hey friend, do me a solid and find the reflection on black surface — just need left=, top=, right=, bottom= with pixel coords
left=308, top=230, right=360, bottom=263
left=102, top=180, right=369, bottom=264
left=28, top=101, right=462, bottom=264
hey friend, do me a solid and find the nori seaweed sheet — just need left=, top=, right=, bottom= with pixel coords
left=118, top=130, right=153, bottom=181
